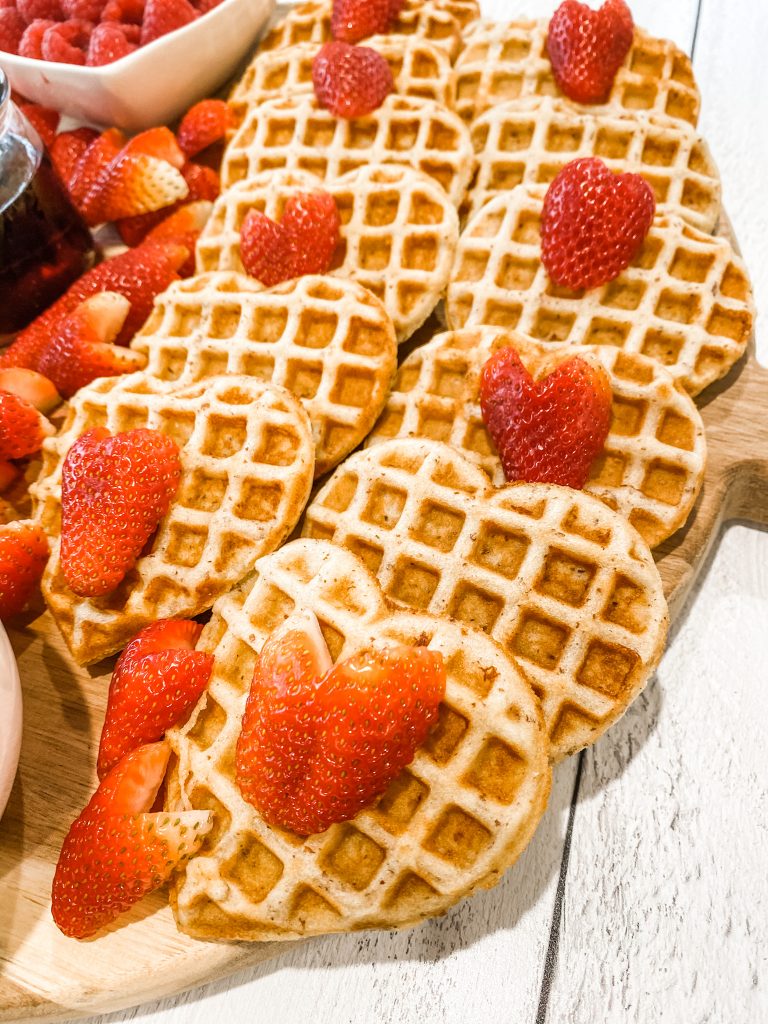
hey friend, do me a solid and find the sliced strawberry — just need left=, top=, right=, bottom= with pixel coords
left=480, top=346, right=613, bottom=489
left=0, top=390, right=53, bottom=460
left=60, top=426, right=181, bottom=597
left=68, top=128, right=126, bottom=210
left=49, top=127, right=100, bottom=191
left=116, top=198, right=210, bottom=255
left=122, top=126, right=186, bottom=169
left=0, top=369, right=61, bottom=414
left=547, top=0, right=634, bottom=105
left=51, top=741, right=212, bottom=939
left=181, top=160, right=219, bottom=201
left=0, top=461, right=20, bottom=494
left=240, top=210, right=294, bottom=288
left=177, top=99, right=234, bottom=158
left=81, top=150, right=188, bottom=226
left=38, top=292, right=144, bottom=399
left=97, top=619, right=213, bottom=779
left=18, top=101, right=60, bottom=148
left=0, top=520, right=49, bottom=619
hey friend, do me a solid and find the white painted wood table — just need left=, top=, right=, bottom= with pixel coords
left=68, top=1, right=768, bottom=1022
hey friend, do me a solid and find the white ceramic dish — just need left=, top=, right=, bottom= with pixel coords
left=0, top=623, right=22, bottom=822
left=0, top=0, right=275, bottom=132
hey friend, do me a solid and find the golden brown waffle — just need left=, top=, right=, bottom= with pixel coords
left=196, top=166, right=459, bottom=343
left=259, top=0, right=462, bottom=62
left=302, top=439, right=669, bottom=761
left=366, top=327, right=707, bottom=548
left=131, top=272, right=397, bottom=477
left=33, top=373, right=315, bottom=665
left=453, top=21, right=700, bottom=127
left=167, top=538, right=551, bottom=940
left=467, top=97, right=721, bottom=231
left=433, top=0, right=480, bottom=32
left=229, top=38, right=455, bottom=126
left=220, top=93, right=474, bottom=207
left=447, top=185, right=755, bottom=397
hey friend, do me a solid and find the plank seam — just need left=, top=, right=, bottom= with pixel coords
left=691, top=0, right=706, bottom=58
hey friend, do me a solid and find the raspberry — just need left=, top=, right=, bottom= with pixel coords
left=547, top=0, right=634, bottom=105
left=140, top=0, right=196, bottom=45
left=100, top=0, right=144, bottom=22
left=17, top=0, right=63, bottom=23
left=0, top=10, right=26, bottom=54
left=331, top=0, right=392, bottom=43
left=193, top=0, right=223, bottom=11
left=41, top=18, right=93, bottom=64
left=61, top=0, right=105, bottom=18
left=18, top=18, right=58, bottom=57
left=312, top=41, right=394, bottom=119
left=541, top=157, right=655, bottom=290
left=86, top=20, right=138, bottom=63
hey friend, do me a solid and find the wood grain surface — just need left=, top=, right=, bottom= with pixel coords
left=1, top=1, right=767, bottom=1022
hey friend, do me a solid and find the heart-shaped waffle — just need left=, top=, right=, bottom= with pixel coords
left=166, top=537, right=551, bottom=940
left=221, top=94, right=474, bottom=207
left=447, top=185, right=755, bottom=396
left=366, top=328, right=707, bottom=548
left=32, top=373, right=315, bottom=665
left=131, top=272, right=397, bottom=477
left=195, top=166, right=459, bottom=343
left=467, top=97, right=721, bottom=230
left=229, top=38, right=456, bottom=128
left=302, top=439, right=668, bottom=761
left=453, top=19, right=700, bottom=126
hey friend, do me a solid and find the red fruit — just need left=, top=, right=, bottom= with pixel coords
left=0, top=390, right=52, bottom=460
left=123, top=126, right=186, bottom=168
left=0, top=368, right=61, bottom=413
left=193, top=0, right=222, bottom=12
left=140, top=0, right=195, bottom=45
left=181, top=160, right=219, bottom=201
left=97, top=619, right=213, bottom=778
left=100, top=0, right=144, bottom=22
left=0, top=461, right=20, bottom=493
left=17, top=101, right=60, bottom=148
left=547, top=0, right=634, bottom=105
left=177, top=98, right=233, bottom=157
left=0, top=520, right=48, bottom=619
left=0, top=10, right=26, bottom=54
left=49, top=127, right=99, bottom=188
left=117, top=198, right=210, bottom=266
left=62, top=0, right=106, bottom=16
left=0, top=241, right=189, bottom=371
left=51, top=741, right=212, bottom=939
left=81, top=151, right=188, bottom=226
left=86, top=19, right=138, bottom=63
left=480, top=346, right=613, bottom=489
left=313, top=41, right=393, bottom=118
left=236, top=611, right=445, bottom=835
left=541, top=157, right=655, bottom=290
left=68, top=127, right=126, bottom=208
left=41, top=19, right=93, bottom=64
left=240, top=190, right=341, bottom=287
left=18, top=18, right=58, bottom=58
left=17, top=0, right=63, bottom=21
left=331, top=0, right=393, bottom=43
left=60, top=426, right=182, bottom=597
left=37, top=292, right=143, bottom=399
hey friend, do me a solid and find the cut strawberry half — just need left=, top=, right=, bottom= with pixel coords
left=547, top=0, right=634, bottom=105
left=312, top=41, right=394, bottom=118
left=68, top=128, right=127, bottom=210
left=0, top=520, right=49, bottom=619
left=0, top=390, right=54, bottom=461
left=81, top=151, right=189, bottom=226
left=177, top=99, right=234, bottom=158
left=0, top=369, right=61, bottom=415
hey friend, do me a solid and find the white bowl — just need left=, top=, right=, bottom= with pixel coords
left=0, top=0, right=275, bottom=132
left=0, top=623, right=22, bottom=822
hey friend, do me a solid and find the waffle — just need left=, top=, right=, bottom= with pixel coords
left=366, top=328, right=707, bottom=549
left=33, top=373, right=315, bottom=665
left=131, top=272, right=397, bottom=477
left=453, top=21, right=700, bottom=127
left=196, top=166, right=459, bottom=343
left=302, top=439, right=669, bottom=760
left=447, top=186, right=755, bottom=397
left=220, top=93, right=475, bottom=208
left=259, top=0, right=463, bottom=63
left=167, top=537, right=551, bottom=940
left=229, top=38, right=455, bottom=126
left=467, top=97, right=721, bottom=232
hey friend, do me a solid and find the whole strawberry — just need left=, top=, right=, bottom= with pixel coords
left=59, top=426, right=182, bottom=597
left=177, top=98, right=234, bottom=158
left=541, top=156, right=655, bottom=290
left=547, top=0, right=634, bottom=104
left=480, top=346, right=613, bottom=489
left=330, top=0, right=394, bottom=43
left=0, top=520, right=49, bottom=619
left=313, top=41, right=394, bottom=118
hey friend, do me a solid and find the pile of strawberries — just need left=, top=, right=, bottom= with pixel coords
left=0, top=0, right=226, bottom=66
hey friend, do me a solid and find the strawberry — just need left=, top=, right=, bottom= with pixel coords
left=38, top=292, right=144, bottom=399
left=59, top=426, right=181, bottom=597
left=122, top=126, right=186, bottom=168
left=117, top=200, right=210, bottom=275
left=0, top=241, right=189, bottom=370
left=240, top=190, right=341, bottom=287
left=80, top=151, right=188, bottom=226
left=0, top=461, right=20, bottom=494
left=312, top=41, right=394, bottom=118
left=547, top=0, right=634, bottom=105
left=140, top=0, right=196, bottom=45
left=68, top=128, right=126, bottom=209
left=17, top=101, right=60, bottom=147
left=236, top=611, right=445, bottom=835
left=330, top=0, right=393, bottom=43
left=479, top=346, right=612, bottom=489
left=0, top=369, right=61, bottom=414
left=0, top=390, right=53, bottom=460
left=49, top=127, right=99, bottom=190
left=0, top=520, right=48, bottom=619
left=98, top=619, right=213, bottom=778
left=177, top=99, right=233, bottom=157
left=180, top=160, right=219, bottom=201
left=541, top=157, right=655, bottom=290
left=51, top=741, right=212, bottom=939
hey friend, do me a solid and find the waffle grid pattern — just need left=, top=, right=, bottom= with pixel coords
left=365, top=328, right=707, bottom=548
left=221, top=94, right=475, bottom=207
left=132, top=272, right=397, bottom=476
left=447, top=186, right=755, bottom=396
left=303, top=440, right=669, bottom=760
left=197, top=166, right=459, bottom=343
left=453, top=21, right=700, bottom=126
left=34, top=373, right=315, bottom=664
left=168, top=539, right=550, bottom=940
left=467, top=97, right=721, bottom=231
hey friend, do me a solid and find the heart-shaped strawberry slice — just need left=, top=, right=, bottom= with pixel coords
left=541, top=156, right=655, bottom=290
left=479, top=346, right=612, bottom=489
left=547, top=0, right=634, bottom=104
